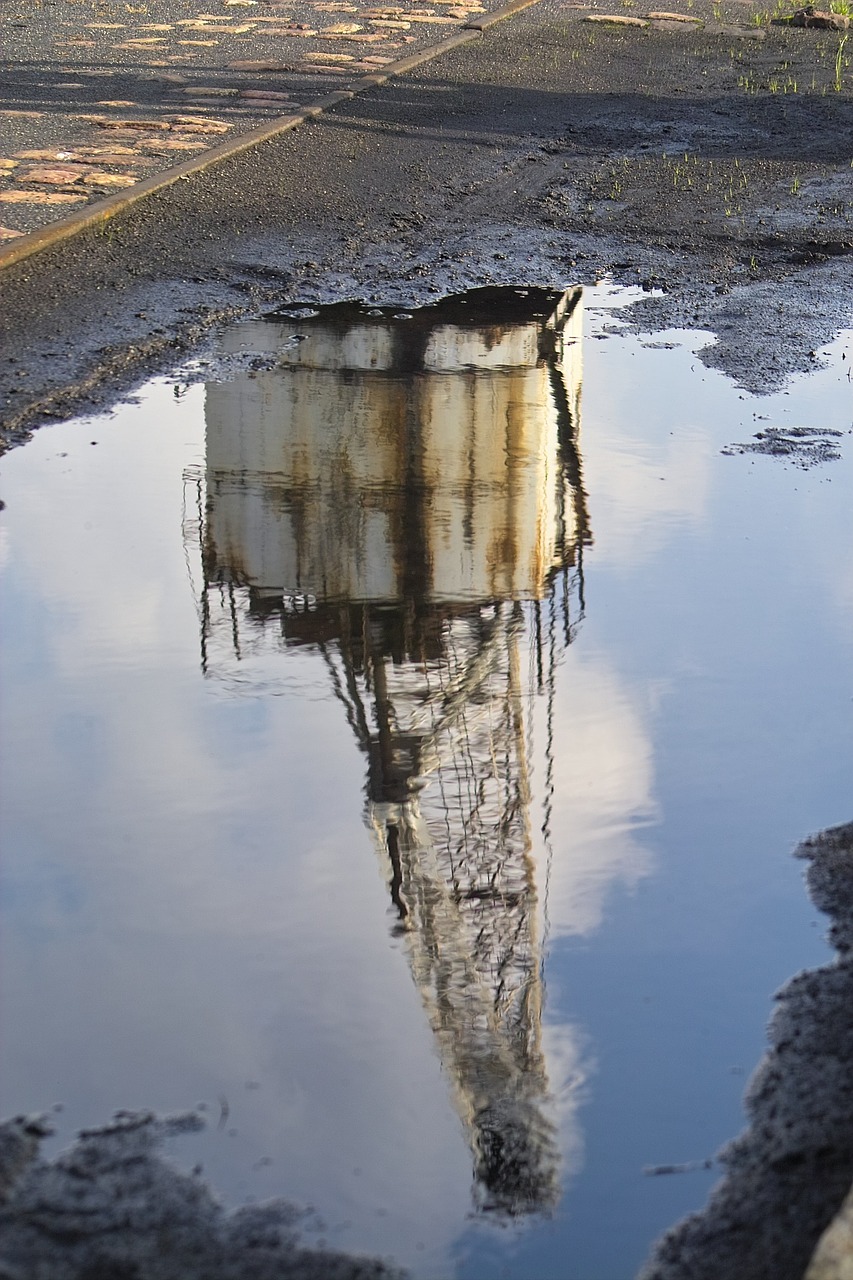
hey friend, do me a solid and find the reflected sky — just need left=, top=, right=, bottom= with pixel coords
left=1, top=288, right=851, bottom=1279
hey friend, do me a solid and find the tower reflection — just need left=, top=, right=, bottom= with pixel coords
left=185, top=287, right=591, bottom=1216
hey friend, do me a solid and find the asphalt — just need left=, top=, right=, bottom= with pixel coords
left=0, top=0, right=845, bottom=414
left=0, top=0, right=510, bottom=239
left=1, top=0, right=852, bottom=434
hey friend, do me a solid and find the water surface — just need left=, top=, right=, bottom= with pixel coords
left=0, top=286, right=851, bottom=1279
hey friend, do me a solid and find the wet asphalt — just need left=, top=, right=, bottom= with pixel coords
left=1, top=0, right=852, bottom=441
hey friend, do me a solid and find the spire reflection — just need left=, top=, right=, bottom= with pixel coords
left=184, top=287, right=591, bottom=1217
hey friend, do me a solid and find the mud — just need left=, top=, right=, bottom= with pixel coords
left=0, top=1110, right=403, bottom=1280
left=721, top=424, right=846, bottom=465
left=639, top=821, right=853, bottom=1280
left=1, top=0, right=853, bottom=447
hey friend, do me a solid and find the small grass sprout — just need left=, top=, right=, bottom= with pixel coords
left=835, top=32, right=848, bottom=90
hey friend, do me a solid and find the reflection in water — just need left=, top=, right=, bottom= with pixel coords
left=183, top=288, right=590, bottom=1217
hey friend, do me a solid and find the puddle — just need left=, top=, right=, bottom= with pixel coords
left=0, top=287, right=852, bottom=1279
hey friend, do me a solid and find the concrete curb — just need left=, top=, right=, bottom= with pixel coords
left=0, top=0, right=542, bottom=275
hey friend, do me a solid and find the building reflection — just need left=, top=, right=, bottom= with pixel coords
left=184, top=287, right=591, bottom=1216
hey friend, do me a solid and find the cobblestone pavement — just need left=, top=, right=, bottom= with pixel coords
left=0, top=0, right=495, bottom=236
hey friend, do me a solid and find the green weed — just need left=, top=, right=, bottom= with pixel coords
left=835, top=32, right=848, bottom=89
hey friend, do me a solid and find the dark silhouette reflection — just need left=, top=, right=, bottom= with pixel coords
left=184, top=287, right=591, bottom=1217
left=640, top=821, right=853, bottom=1280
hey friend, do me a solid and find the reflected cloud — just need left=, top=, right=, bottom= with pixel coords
left=544, top=652, right=657, bottom=941
left=586, top=429, right=711, bottom=570
left=582, top=330, right=714, bottom=571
